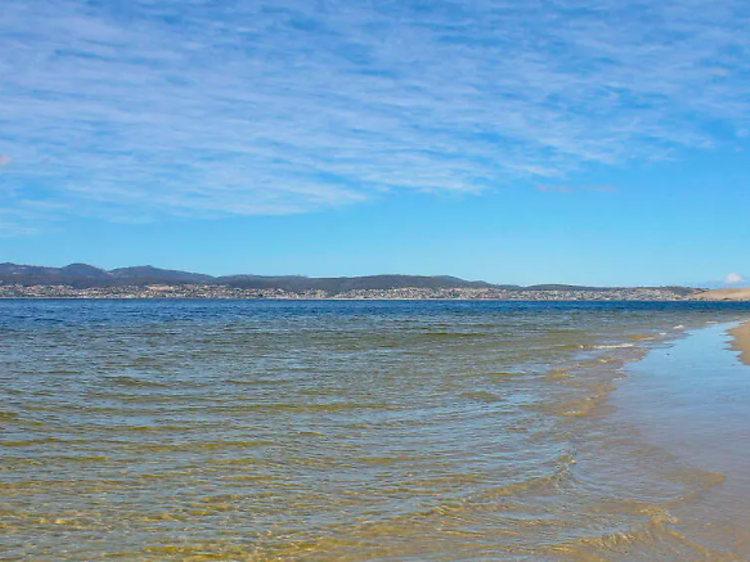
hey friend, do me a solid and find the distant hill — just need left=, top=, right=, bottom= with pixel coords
left=220, top=274, right=498, bottom=292
left=0, top=262, right=111, bottom=286
left=110, top=266, right=214, bottom=284
left=0, top=263, right=212, bottom=288
left=0, top=263, right=498, bottom=291
left=691, top=287, right=750, bottom=301
left=0, top=262, right=700, bottom=296
left=60, top=263, right=111, bottom=279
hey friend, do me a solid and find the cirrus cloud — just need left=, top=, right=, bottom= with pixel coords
left=0, top=0, right=749, bottom=232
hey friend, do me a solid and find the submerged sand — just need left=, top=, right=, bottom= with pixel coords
left=729, top=321, right=750, bottom=365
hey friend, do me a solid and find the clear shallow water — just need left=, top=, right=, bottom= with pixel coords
left=1, top=300, right=750, bottom=561
left=614, top=323, right=750, bottom=559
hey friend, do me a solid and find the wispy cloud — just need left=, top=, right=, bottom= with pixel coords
left=536, top=185, right=616, bottom=194
left=0, top=199, right=65, bottom=237
left=725, top=272, right=747, bottom=285
left=1, top=0, right=749, bottom=231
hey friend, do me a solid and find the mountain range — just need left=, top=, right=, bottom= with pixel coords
left=0, top=262, right=698, bottom=295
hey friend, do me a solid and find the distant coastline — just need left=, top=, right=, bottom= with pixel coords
left=0, top=283, right=711, bottom=301
left=2, top=261, right=748, bottom=301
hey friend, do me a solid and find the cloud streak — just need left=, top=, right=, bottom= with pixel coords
left=536, top=184, right=616, bottom=194
left=725, top=273, right=747, bottom=285
left=1, top=0, right=749, bottom=230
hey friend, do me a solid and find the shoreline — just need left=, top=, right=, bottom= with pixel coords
left=729, top=321, right=750, bottom=366
left=1, top=296, right=748, bottom=302
left=614, top=321, right=750, bottom=559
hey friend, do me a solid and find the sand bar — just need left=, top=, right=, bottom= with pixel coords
left=694, top=287, right=750, bottom=301
left=729, top=321, right=750, bottom=366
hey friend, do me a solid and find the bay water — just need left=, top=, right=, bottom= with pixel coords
left=1, top=300, right=749, bottom=561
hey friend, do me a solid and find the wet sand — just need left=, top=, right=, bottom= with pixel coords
left=729, top=320, right=750, bottom=365
left=614, top=322, right=750, bottom=560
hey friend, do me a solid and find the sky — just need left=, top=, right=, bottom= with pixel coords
left=1, top=0, right=749, bottom=286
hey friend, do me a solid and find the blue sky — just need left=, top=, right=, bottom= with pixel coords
left=1, top=0, right=748, bottom=285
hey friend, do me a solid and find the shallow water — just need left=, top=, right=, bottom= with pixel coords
left=614, top=323, right=750, bottom=559
left=1, top=300, right=749, bottom=561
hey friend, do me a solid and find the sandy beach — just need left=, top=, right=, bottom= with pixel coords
left=729, top=321, right=750, bottom=365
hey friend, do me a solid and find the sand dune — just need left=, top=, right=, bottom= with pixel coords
left=692, top=287, right=750, bottom=301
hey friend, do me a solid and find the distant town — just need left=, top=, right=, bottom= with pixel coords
left=0, top=283, right=704, bottom=301
left=0, top=262, right=715, bottom=301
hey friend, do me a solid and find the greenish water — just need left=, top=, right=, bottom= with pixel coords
left=1, top=300, right=749, bottom=561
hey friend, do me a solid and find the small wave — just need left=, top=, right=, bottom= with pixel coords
left=0, top=410, right=20, bottom=421
left=546, top=501, right=735, bottom=562
left=124, top=439, right=275, bottom=453
left=460, top=391, right=504, bottom=403
left=545, top=368, right=569, bottom=380
left=105, top=375, right=168, bottom=388
left=582, top=343, right=635, bottom=350
left=417, top=331, right=486, bottom=339
left=477, top=449, right=578, bottom=499
left=0, top=437, right=89, bottom=447
left=219, top=402, right=396, bottom=413
left=625, top=333, right=656, bottom=341
left=485, top=371, right=527, bottom=378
